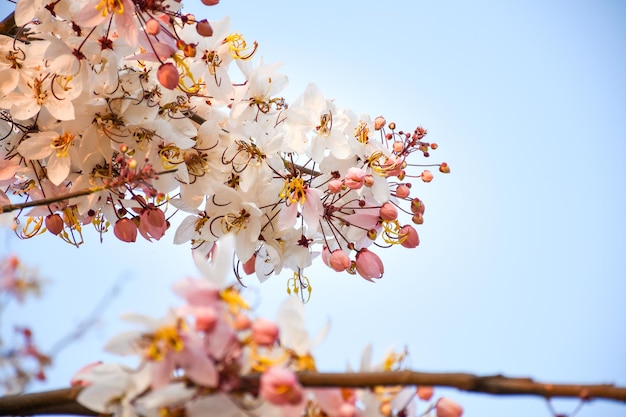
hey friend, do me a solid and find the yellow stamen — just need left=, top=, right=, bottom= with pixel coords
left=279, top=177, right=306, bottom=205
left=317, top=112, right=332, bottom=137
left=95, top=0, right=125, bottom=17
left=224, top=33, right=258, bottom=60
left=158, top=144, right=184, bottom=169
left=381, top=219, right=405, bottom=245
left=221, top=209, right=250, bottom=234
left=286, top=272, right=312, bottom=303
left=50, top=132, right=76, bottom=158
left=220, top=285, right=250, bottom=315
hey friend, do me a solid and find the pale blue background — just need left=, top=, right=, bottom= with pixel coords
left=1, top=1, right=625, bottom=416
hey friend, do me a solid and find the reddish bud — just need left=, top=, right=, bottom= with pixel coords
left=145, top=19, right=161, bottom=35
left=114, top=218, right=137, bottom=242
left=439, top=162, right=450, bottom=173
left=251, top=318, right=280, bottom=346
left=233, top=313, right=251, bottom=331
left=420, top=169, right=433, bottom=183
left=410, top=198, right=425, bottom=215
left=388, top=122, right=396, bottom=130
left=417, top=386, right=434, bottom=401
left=196, top=19, right=214, bottom=37
left=392, top=141, right=404, bottom=153
left=399, top=225, right=419, bottom=248
left=379, top=202, right=398, bottom=221
left=364, top=174, right=375, bottom=187
left=412, top=213, right=424, bottom=225
left=202, top=0, right=220, bottom=5
left=183, top=43, right=197, bottom=58
left=395, top=184, right=410, bottom=198
left=45, top=214, right=64, bottom=235
left=194, top=307, right=217, bottom=332
left=355, top=248, right=384, bottom=281
left=344, top=167, right=365, bottom=190
left=328, top=179, right=343, bottom=194
left=157, top=63, right=179, bottom=90
left=430, top=143, right=438, bottom=150
left=329, top=249, right=351, bottom=272
left=436, top=398, right=463, bottom=417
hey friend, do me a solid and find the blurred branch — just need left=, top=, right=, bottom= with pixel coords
left=1, top=370, right=625, bottom=416
left=0, top=11, right=16, bottom=37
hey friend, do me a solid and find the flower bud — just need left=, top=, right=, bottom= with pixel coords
left=435, top=398, right=463, bottom=417
left=420, top=169, right=433, bottom=183
left=364, top=174, right=375, bottom=187
left=196, top=19, right=214, bottom=37
left=233, top=313, right=251, bottom=331
left=202, top=0, right=220, bottom=5
left=194, top=306, right=217, bottom=332
left=412, top=213, right=424, bottom=225
left=251, top=318, right=279, bottom=346
left=417, top=386, right=434, bottom=401
left=395, top=184, right=410, bottom=198
left=355, top=248, right=384, bottom=281
left=379, top=202, right=398, bottom=221
left=439, top=162, right=450, bottom=173
left=157, top=63, right=179, bottom=90
left=374, top=116, right=386, bottom=130
left=145, top=19, right=161, bottom=35
left=344, top=167, right=365, bottom=190
left=392, top=141, right=404, bottom=153
left=45, top=214, right=63, bottom=235
left=329, top=249, right=351, bottom=272
left=183, top=43, right=197, bottom=58
left=328, top=179, right=343, bottom=193
left=410, top=198, right=425, bottom=215
left=399, top=225, right=419, bottom=248
left=114, top=218, right=137, bottom=242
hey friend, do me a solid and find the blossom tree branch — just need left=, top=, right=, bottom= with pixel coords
left=1, top=371, right=625, bottom=416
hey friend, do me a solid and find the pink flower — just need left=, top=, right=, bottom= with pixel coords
left=138, top=207, right=168, bottom=241
left=251, top=318, right=280, bottom=346
left=436, top=398, right=463, bottom=417
left=355, top=248, right=384, bottom=281
left=260, top=367, right=304, bottom=406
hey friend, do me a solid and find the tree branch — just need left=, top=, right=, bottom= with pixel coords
left=1, top=371, right=624, bottom=416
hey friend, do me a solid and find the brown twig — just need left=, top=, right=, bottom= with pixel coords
left=1, top=371, right=624, bottom=416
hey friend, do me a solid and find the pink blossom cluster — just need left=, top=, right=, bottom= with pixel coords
left=0, top=0, right=448, bottom=286
left=68, top=240, right=462, bottom=417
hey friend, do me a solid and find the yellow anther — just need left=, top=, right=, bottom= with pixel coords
left=158, top=144, right=184, bottom=169
left=96, top=0, right=125, bottom=17
left=221, top=209, right=250, bottom=234
left=381, top=220, right=405, bottom=245
left=354, top=121, right=369, bottom=144
left=224, top=33, right=258, bottom=60
left=220, top=285, right=250, bottom=315
left=317, top=112, right=333, bottom=137
left=279, top=177, right=306, bottom=205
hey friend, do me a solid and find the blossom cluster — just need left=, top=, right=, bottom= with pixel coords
left=70, top=237, right=462, bottom=417
left=0, top=0, right=448, bottom=286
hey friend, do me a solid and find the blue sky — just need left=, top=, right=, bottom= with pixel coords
left=1, top=1, right=625, bottom=417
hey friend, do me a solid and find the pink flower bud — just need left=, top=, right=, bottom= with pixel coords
left=379, top=202, right=398, bottom=221
left=344, top=167, right=365, bottom=190
left=355, top=248, right=384, bottom=281
left=157, top=63, right=179, bottom=90
left=364, top=174, right=375, bottom=187
left=420, top=169, right=434, bottom=183
left=196, top=19, right=213, bottom=37
left=328, top=179, right=343, bottom=193
left=417, top=386, right=434, bottom=401
left=399, top=225, right=419, bottom=248
left=114, top=218, right=137, bottom=242
left=374, top=116, right=386, bottom=130
left=410, top=198, right=425, bottom=215
left=202, top=0, right=220, bottom=5
left=260, top=367, right=304, bottom=406
left=329, top=249, right=351, bottom=272
left=436, top=398, right=463, bottom=417
left=145, top=19, right=161, bottom=35
left=392, top=141, right=404, bottom=153
left=45, top=214, right=63, bottom=235
left=251, top=318, right=279, bottom=346
left=395, top=184, right=410, bottom=198
left=194, top=306, right=218, bottom=332
left=233, top=313, right=251, bottom=331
